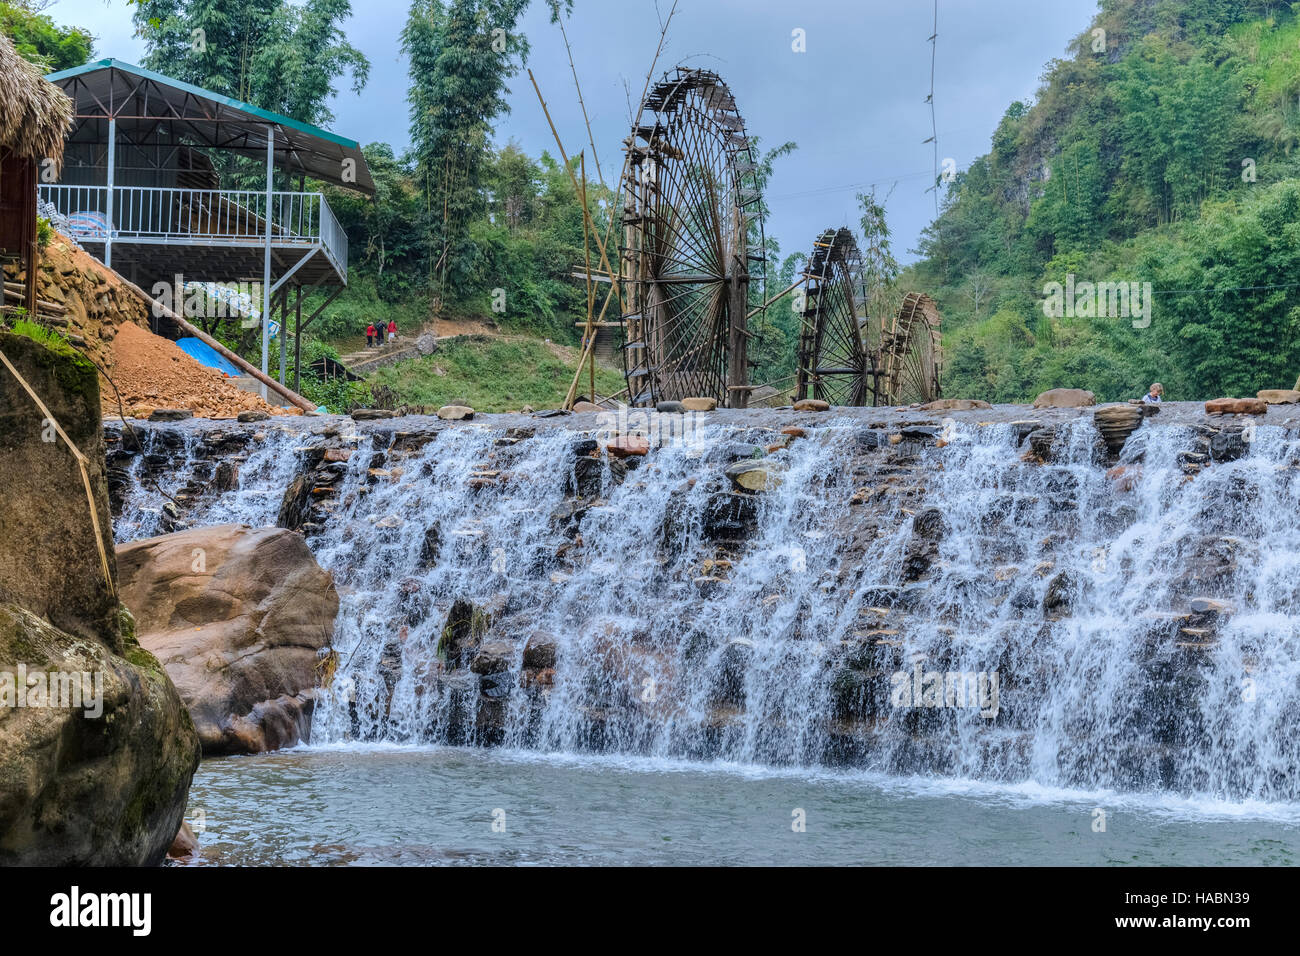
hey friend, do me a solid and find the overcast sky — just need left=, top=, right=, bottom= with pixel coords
left=50, top=0, right=1099, bottom=264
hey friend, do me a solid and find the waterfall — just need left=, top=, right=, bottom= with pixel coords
left=109, top=411, right=1300, bottom=801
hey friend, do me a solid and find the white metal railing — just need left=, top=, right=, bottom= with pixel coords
left=38, top=185, right=347, bottom=282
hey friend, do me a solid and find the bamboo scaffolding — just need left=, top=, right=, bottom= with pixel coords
left=532, top=0, right=680, bottom=410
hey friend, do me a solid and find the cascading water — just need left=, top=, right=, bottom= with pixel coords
left=110, top=411, right=1300, bottom=803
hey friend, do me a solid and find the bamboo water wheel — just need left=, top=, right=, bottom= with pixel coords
left=620, top=68, right=766, bottom=408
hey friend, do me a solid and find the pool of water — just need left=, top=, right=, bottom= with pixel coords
left=183, top=747, right=1300, bottom=865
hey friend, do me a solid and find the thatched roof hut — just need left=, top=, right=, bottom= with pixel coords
left=0, top=32, right=73, bottom=167
left=2, top=33, right=75, bottom=315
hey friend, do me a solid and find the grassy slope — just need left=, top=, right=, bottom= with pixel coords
left=367, top=334, right=625, bottom=413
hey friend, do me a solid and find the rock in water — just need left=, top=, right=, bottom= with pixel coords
left=116, top=525, right=340, bottom=754
left=351, top=408, right=397, bottom=420
left=793, top=398, right=831, bottom=412
left=148, top=408, right=194, bottom=421
left=167, top=821, right=201, bottom=862
left=920, top=398, right=992, bottom=411
left=1205, top=397, right=1267, bottom=415
left=725, top=460, right=784, bottom=491
left=237, top=410, right=270, bottom=422
left=607, top=435, right=650, bottom=458
left=437, top=405, right=475, bottom=421
left=524, top=633, right=558, bottom=669
left=656, top=401, right=687, bottom=414
left=1033, top=388, right=1096, bottom=409
left=682, top=397, right=718, bottom=411
left=1093, top=403, right=1144, bottom=454
left=1256, top=389, right=1300, bottom=405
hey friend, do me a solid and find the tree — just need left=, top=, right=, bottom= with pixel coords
left=858, top=188, right=901, bottom=327
left=0, top=1, right=93, bottom=70
left=402, top=0, right=570, bottom=306
left=131, top=0, right=368, bottom=126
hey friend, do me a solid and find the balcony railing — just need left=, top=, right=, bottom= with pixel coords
left=38, top=185, right=348, bottom=282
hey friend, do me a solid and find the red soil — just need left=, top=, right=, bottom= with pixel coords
left=106, top=321, right=294, bottom=420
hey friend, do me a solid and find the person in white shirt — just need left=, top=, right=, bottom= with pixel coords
left=1142, top=382, right=1163, bottom=403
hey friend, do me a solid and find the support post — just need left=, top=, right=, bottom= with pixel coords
left=260, top=127, right=275, bottom=401
left=727, top=252, right=750, bottom=409
left=279, top=286, right=288, bottom=385
left=293, top=284, right=303, bottom=394
left=104, top=117, right=115, bottom=269
left=24, top=157, right=38, bottom=316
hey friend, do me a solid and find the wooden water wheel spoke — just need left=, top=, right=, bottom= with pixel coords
left=621, top=67, right=764, bottom=408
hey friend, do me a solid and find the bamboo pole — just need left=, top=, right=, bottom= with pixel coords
left=563, top=153, right=598, bottom=410
left=533, top=0, right=680, bottom=410
left=746, top=275, right=808, bottom=321
left=0, top=346, right=114, bottom=594
left=557, top=15, right=603, bottom=189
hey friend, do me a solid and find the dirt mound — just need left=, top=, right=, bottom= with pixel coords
left=106, top=321, right=292, bottom=419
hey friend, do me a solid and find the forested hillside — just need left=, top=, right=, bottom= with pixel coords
left=11, top=0, right=1300, bottom=406
left=911, top=0, right=1300, bottom=402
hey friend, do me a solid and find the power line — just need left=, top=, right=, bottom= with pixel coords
left=927, top=0, right=939, bottom=219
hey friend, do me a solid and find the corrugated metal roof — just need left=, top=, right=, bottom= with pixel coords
left=46, top=59, right=375, bottom=196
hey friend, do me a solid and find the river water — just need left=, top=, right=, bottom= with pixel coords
left=185, top=746, right=1300, bottom=866
left=114, top=409, right=1300, bottom=865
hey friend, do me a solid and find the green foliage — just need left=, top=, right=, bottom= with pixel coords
left=300, top=376, right=372, bottom=413
left=369, top=335, right=622, bottom=412
left=913, top=0, right=1300, bottom=402
left=35, top=217, right=52, bottom=249
left=404, top=0, right=532, bottom=300
left=131, top=0, right=369, bottom=126
left=0, top=1, right=93, bottom=70
left=6, top=318, right=74, bottom=358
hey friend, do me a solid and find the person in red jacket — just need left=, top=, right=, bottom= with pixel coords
left=365, top=323, right=377, bottom=348
left=387, top=319, right=398, bottom=343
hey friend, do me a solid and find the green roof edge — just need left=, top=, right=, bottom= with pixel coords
left=45, top=58, right=361, bottom=151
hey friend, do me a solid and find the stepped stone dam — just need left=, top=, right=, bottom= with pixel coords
left=105, top=401, right=1300, bottom=802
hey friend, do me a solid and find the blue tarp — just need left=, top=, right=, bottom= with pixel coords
left=174, top=337, right=243, bottom=377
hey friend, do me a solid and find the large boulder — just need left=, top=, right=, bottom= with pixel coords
left=1256, top=389, right=1300, bottom=405
left=1033, top=388, right=1096, bottom=409
left=0, top=332, right=199, bottom=865
left=116, top=525, right=339, bottom=754
left=0, top=604, right=200, bottom=865
left=0, top=332, right=119, bottom=645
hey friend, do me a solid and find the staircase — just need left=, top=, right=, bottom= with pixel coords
left=338, top=339, right=421, bottom=376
